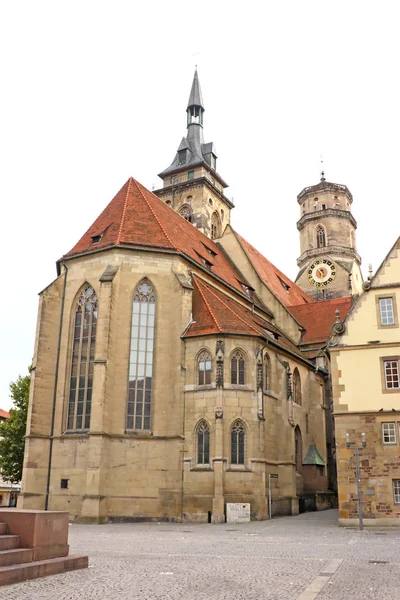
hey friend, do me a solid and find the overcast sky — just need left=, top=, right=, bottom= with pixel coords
left=1, top=1, right=399, bottom=408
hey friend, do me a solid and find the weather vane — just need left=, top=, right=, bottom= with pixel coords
left=320, top=154, right=326, bottom=182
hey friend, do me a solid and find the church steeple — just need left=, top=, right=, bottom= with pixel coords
left=187, top=69, right=204, bottom=127
left=154, top=71, right=233, bottom=240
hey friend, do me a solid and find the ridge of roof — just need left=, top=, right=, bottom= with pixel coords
left=193, top=276, right=222, bottom=332
left=116, top=177, right=132, bottom=245
left=133, top=178, right=174, bottom=248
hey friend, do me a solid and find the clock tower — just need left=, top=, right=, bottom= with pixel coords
left=295, top=173, right=363, bottom=301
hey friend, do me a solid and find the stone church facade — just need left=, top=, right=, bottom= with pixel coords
left=19, top=72, right=361, bottom=522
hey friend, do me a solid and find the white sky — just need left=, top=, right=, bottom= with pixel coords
left=1, top=1, right=399, bottom=408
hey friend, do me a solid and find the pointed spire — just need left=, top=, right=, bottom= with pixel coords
left=187, top=69, right=204, bottom=109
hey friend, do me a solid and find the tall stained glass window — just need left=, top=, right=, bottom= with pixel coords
left=67, top=285, right=97, bottom=431
left=197, top=421, right=210, bottom=464
left=127, top=280, right=155, bottom=430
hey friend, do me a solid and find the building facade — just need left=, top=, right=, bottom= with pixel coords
left=20, top=72, right=342, bottom=523
left=331, top=237, right=400, bottom=525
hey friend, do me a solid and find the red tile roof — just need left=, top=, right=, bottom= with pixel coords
left=235, top=234, right=313, bottom=307
left=64, top=178, right=246, bottom=294
left=185, top=276, right=303, bottom=358
left=0, top=409, right=10, bottom=420
left=289, top=296, right=352, bottom=344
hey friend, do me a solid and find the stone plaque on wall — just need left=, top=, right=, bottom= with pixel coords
left=226, top=503, right=251, bottom=523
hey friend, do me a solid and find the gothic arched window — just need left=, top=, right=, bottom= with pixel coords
left=264, top=353, right=271, bottom=391
left=179, top=205, right=193, bottom=223
left=196, top=420, right=210, bottom=464
left=295, top=426, right=303, bottom=472
left=316, top=226, right=326, bottom=248
left=231, top=420, right=245, bottom=465
left=293, top=368, right=302, bottom=406
left=67, top=285, right=98, bottom=431
left=211, top=212, right=221, bottom=240
left=127, top=280, right=155, bottom=431
left=231, top=350, right=245, bottom=385
left=198, top=350, right=212, bottom=385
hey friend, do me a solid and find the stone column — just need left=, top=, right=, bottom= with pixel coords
left=80, top=275, right=114, bottom=522
left=212, top=340, right=225, bottom=523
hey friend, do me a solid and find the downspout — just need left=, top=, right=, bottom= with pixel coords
left=45, top=262, right=68, bottom=510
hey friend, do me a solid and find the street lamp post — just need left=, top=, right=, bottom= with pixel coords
left=345, top=432, right=366, bottom=531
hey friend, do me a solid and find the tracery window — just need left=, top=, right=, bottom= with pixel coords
left=211, top=212, right=221, bottom=240
left=231, top=420, right=245, bottom=465
left=67, top=285, right=97, bottom=431
left=231, top=350, right=245, bottom=385
left=197, top=420, right=210, bottom=464
left=198, top=350, right=212, bottom=385
left=316, top=226, right=326, bottom=248
left=179, top=205, right=193, bottom=223
left=293, top=368, right=302, bottom=406
left=127, top=280, right=155, bottom=430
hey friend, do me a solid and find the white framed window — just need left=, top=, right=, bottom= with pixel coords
left=379, top=298, right=395, bottom=326
left=393, top=480, right=400, bottom=504
left=384, top=360, right=400, bottom=389
left=382, top=422, right=396, bottom=444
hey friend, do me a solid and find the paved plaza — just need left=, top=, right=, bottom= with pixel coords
left=1, top=509, right=399, bottom=599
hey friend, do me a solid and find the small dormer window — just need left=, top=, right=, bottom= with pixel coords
left=178, top=150, right=187, bottom=165
left=201, top=242, right=217, bottom=258
left=91, top=234, right=103, bottom=244
left=210, top=154, right=217, bottom=170
left=278, top=277, right=290, bottom=292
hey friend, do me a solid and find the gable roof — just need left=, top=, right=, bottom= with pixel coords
left=234, top=233, right=313, bottom=307
left=289, top=296, right=352, bottom=345
left=63, top=178, right=246, bottom=294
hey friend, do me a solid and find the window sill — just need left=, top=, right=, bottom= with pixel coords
left=125, top=430, right=152, bottom=439
left=63, top=429, right=89, bottom=435
left=195, top=385, right=215, bottom=391
left=227, top=465, right=250, bottom=472
left=190, top=466, right=213, bottom=472
left=383, top=442, right=397, bottom=445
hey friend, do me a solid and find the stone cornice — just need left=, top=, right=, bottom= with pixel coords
left=297, top=245, right=361, bottom=267
left=297, top=181, right=353, bottom=202
left=297, top=209, right=357, bottom=230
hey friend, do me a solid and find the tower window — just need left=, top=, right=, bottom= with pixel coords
left=210, top=154, right=217, bottom=170
left=179, top=205, right=193, bottom=223
left=316, top=226, right=326, bottom=248
left=211, top=212, right=221, bottom=240
left=178, top=150, right=187, bottom=165
left=188, top=170, right=194, bottom=181
left=321, top=204, right=327, bottom=210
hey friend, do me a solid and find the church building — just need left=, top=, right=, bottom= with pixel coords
left=20, top=71, right=361, bottom=522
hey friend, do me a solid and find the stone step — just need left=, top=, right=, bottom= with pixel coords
left=0, top=548, right=33, bottom=567
left=0, top=536, right=20, bottom=551
left=0, top=524, right=7, bottom=536
left=0, top=554, right=89, bottom=586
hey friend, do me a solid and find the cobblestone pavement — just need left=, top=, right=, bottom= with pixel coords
left=1, top=509, right=399, bottom=599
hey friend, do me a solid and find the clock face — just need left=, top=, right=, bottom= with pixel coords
left=307, top=259, right=336, bottom=287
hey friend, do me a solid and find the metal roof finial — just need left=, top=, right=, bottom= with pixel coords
left=320, top=155, right=326, bottom=182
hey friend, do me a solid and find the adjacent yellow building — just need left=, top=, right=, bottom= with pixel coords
left=331, top=237, right=400, bottom=526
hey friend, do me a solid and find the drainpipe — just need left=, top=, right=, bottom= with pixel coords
left=45, top=263, right=68, bottom=510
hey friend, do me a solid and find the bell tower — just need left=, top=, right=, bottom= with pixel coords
left=154, top=70, right=233, bottom=240
left=295, top=173, right=363, bottom=301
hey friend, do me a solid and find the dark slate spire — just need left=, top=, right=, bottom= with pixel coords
left=187, top=69, right=204, bottom=110
left=158, top=70, right=222, bottom=182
